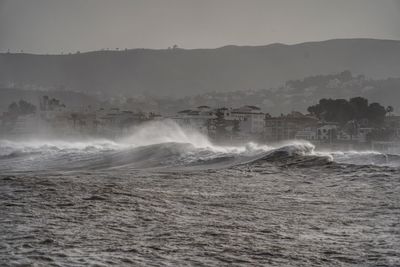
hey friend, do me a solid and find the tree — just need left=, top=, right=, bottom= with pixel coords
left=367, top=128, right=395, bottom=142
left=367, top=103, right=387, bottom=126
left=18, top=100, right=36, bottom=115
left=214, top=109, right=227, bottom=140
left=344, top=120, right=358, bottom=140
left=327, top=128, right=337, bottom=143
left=386, top=106, right=394, bottom=116
left=338, top=70, right=352, bottom=81
left=308, top=98, right=354, bottom=125
left=204, top=119, right=213, bottom=136
left=8, top=100, right=36, bottom=116
left=307, top=97, right=387, bottom=126
left=8, top=102, right=19, bottom=115
left=349, top=97, right=368, bottom=120
left=232, top=119, right=240, bottom=138
left=71, top=113, right=79, bottom=128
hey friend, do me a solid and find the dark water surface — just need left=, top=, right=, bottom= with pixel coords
left=1, top=160, right=400, bottom=266
left=1, top=132, right=400, bottom=266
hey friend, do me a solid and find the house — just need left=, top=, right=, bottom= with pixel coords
left=372, top=141, right=400, bottom=154
left=385, top=115, right=400, bottom=139
left=6, top=113, right=45, bottom=136
left=358, top=127, right=374, bottom=143
left=265, top=112, right=318, bottom=142
left=231, top=105, right=265, bottom=135
left=172, top=107, right=216, bottom=134
left=295, top=127, right=317, bottom=141
left=316, top=124, right=337, bottom=142
left=173, top=105, right=264, bottom=139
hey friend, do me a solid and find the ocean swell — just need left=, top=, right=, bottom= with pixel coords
left=0, top=120, right=399, bottom=172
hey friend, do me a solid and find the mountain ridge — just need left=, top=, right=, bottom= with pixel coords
left=2, top=38, right=399, bottom=55
left=1, top=38, right=400, bottom=97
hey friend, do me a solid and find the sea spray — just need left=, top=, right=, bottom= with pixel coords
left=1, top=119, right=399, bottom=171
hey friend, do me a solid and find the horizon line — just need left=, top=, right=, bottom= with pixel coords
left=1, top=37, right=400, bottom=56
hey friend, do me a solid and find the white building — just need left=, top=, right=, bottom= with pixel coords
left=172, top=106, right=215, bottom=134
left=231, top=105, right=265, bottom=134
left=7, top=114, right=45, bottom=136
left=357, top=128, right=373, bottom=143
left=316, top=124, right=337, bottom=142
left=295, top=127, right=317, bottom=141
left=264, top=111, right=318, bottom=142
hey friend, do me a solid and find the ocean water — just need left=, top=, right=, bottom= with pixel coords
left=1, top=120, right=400, bottom=266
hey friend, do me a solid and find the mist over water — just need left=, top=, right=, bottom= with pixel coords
left=1, top=119, right=399, bottom=173
left=1, top=119, right=400, bottom=266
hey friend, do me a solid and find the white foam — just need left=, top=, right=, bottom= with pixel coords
left=0, top=119, right=316, bottom=157
left=119, top=119, right=213, bottom=149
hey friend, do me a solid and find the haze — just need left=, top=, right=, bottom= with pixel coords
left=1, top=0, right=400, bottom=54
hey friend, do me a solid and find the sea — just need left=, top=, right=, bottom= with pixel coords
left=1, top=120, right=400, bottom=266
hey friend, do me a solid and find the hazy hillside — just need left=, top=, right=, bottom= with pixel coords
left=1, top=39, right=400, bottom=97
left=0, top=88, right=98, bottom=112
left=183, top=71, right=400, bottom=115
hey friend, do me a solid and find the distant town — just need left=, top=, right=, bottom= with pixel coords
left=1, top=94, right=399, bottom=153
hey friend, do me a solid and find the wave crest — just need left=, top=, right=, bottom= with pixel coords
left=0, top=120, right=399, bottom=171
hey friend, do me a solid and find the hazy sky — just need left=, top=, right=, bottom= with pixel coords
left=1, top=0, right=400, bottom=54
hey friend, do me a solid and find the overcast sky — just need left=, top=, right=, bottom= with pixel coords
left=1, top=0, right=400, bottom=54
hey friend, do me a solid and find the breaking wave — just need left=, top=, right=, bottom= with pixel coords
left=0, top=120, right=399, bottom=172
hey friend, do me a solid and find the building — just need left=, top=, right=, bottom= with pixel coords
left=172, top=106, right=216, bottom=134
left=5, top=113, right=46, bottom=136
left=264, top=111, right=318, bottom=142
left=295, top=127, right=317, bottom=141
left=172, top=105, right=265, bottom=140
left=316, top=124, right=338, bottom=142
left=39, top=95, right=67, bottom=121
left=231, top=105, right=265, bottom=135
left=357, top=127, right=374, bottom=143
left=372, top=141, right=400, bottom=154
left=385, top=115, right=400, bottom=139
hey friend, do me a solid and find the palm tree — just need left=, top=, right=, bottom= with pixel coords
left=232, top=119, right=240, bottom=139
left=71, top=113, right=79, bottom=128
left=386, top=106, right=394, bottom=116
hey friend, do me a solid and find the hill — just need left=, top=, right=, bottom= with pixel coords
left=1, top=39, right=400, bottom=97
left=184, top=71, right=400, bottom=115
left=0, top=88, right=98, bottom=113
